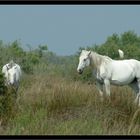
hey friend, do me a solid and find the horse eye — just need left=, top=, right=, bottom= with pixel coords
left=83, top=59, right=86, bottom=61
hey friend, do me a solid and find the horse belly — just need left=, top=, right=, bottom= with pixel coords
left=110, top=78, right=134, bottom=86
left=110, top=65, right=135, bottom=85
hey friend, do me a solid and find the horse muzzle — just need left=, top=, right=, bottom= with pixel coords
left=77, top=69, right=83, bottom=74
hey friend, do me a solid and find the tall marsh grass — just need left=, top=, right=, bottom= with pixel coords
left=0, top=73, right=140, bottom=135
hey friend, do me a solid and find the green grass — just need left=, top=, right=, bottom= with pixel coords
left=0, top=74, right=140, bottom=135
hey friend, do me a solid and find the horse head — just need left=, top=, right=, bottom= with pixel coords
left=77, top=50, right=91, bottom=74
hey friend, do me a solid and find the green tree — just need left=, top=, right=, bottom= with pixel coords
left=121, top=31, right=139, bottom=46
left=38, top=45, right=48, bottom=58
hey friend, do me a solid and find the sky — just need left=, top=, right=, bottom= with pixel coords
left=0, top=5, right=140, bottom=56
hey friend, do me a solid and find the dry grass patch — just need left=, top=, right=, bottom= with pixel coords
left=1, top=74, right=140, bottom=135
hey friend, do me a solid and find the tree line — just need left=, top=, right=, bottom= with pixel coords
left=0, top=30, right=140, bottom=82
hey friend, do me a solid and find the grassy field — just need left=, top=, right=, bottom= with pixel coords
left=0, top=73, right=140, bottom=135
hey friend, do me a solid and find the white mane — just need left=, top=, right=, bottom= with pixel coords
left=89, top=51, right=112, bottom=69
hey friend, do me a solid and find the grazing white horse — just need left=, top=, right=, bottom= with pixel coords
left=77, top=50, right=140, bottom=106
left=2, top=60, right=22, bottom=92
left=118, top=49, right=124, bottom=59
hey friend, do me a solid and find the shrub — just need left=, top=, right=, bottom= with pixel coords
left=0, top=71, right=17, bottom=125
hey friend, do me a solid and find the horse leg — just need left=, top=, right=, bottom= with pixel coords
left=104, top=79, right=111, bottom=96
left=129, top=81, right=139, bottom=95
left=136, top=79, right=140, bottom=106
left=96, top=81, right=104, bottom=101
left=129, top=81, right=139, bottom=104
left=130, top=79, right=140, bottom=106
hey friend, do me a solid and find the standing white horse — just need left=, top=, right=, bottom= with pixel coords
left=77, top=50, right=140, bottom=106
left=2, top=60, right=22, bottom=92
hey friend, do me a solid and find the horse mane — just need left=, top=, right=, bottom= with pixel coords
left=90, top=51, right=112, bottom=69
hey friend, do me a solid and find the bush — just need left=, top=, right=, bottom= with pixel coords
left=0, top=72, right=17, bottom=125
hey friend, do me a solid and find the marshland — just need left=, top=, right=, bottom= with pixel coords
left=0, top=31, right=140, bottom=135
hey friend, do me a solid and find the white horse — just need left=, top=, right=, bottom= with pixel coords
left=2, top=60, right=22, bottom=93
left=77, top=50, right=140, bottom=106
left=118, top=49, right=124, bottom=59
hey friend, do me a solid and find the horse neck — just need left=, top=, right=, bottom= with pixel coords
left=89, top=51, right=112, bottom=70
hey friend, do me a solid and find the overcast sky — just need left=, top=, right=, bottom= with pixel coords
left=0, top=5, right=140, bottom=56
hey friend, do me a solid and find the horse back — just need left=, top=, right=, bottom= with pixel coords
left=96, top=59, right=138, bottom=83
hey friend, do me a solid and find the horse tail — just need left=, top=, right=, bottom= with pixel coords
left=118, top=49, right=124, bottom=59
